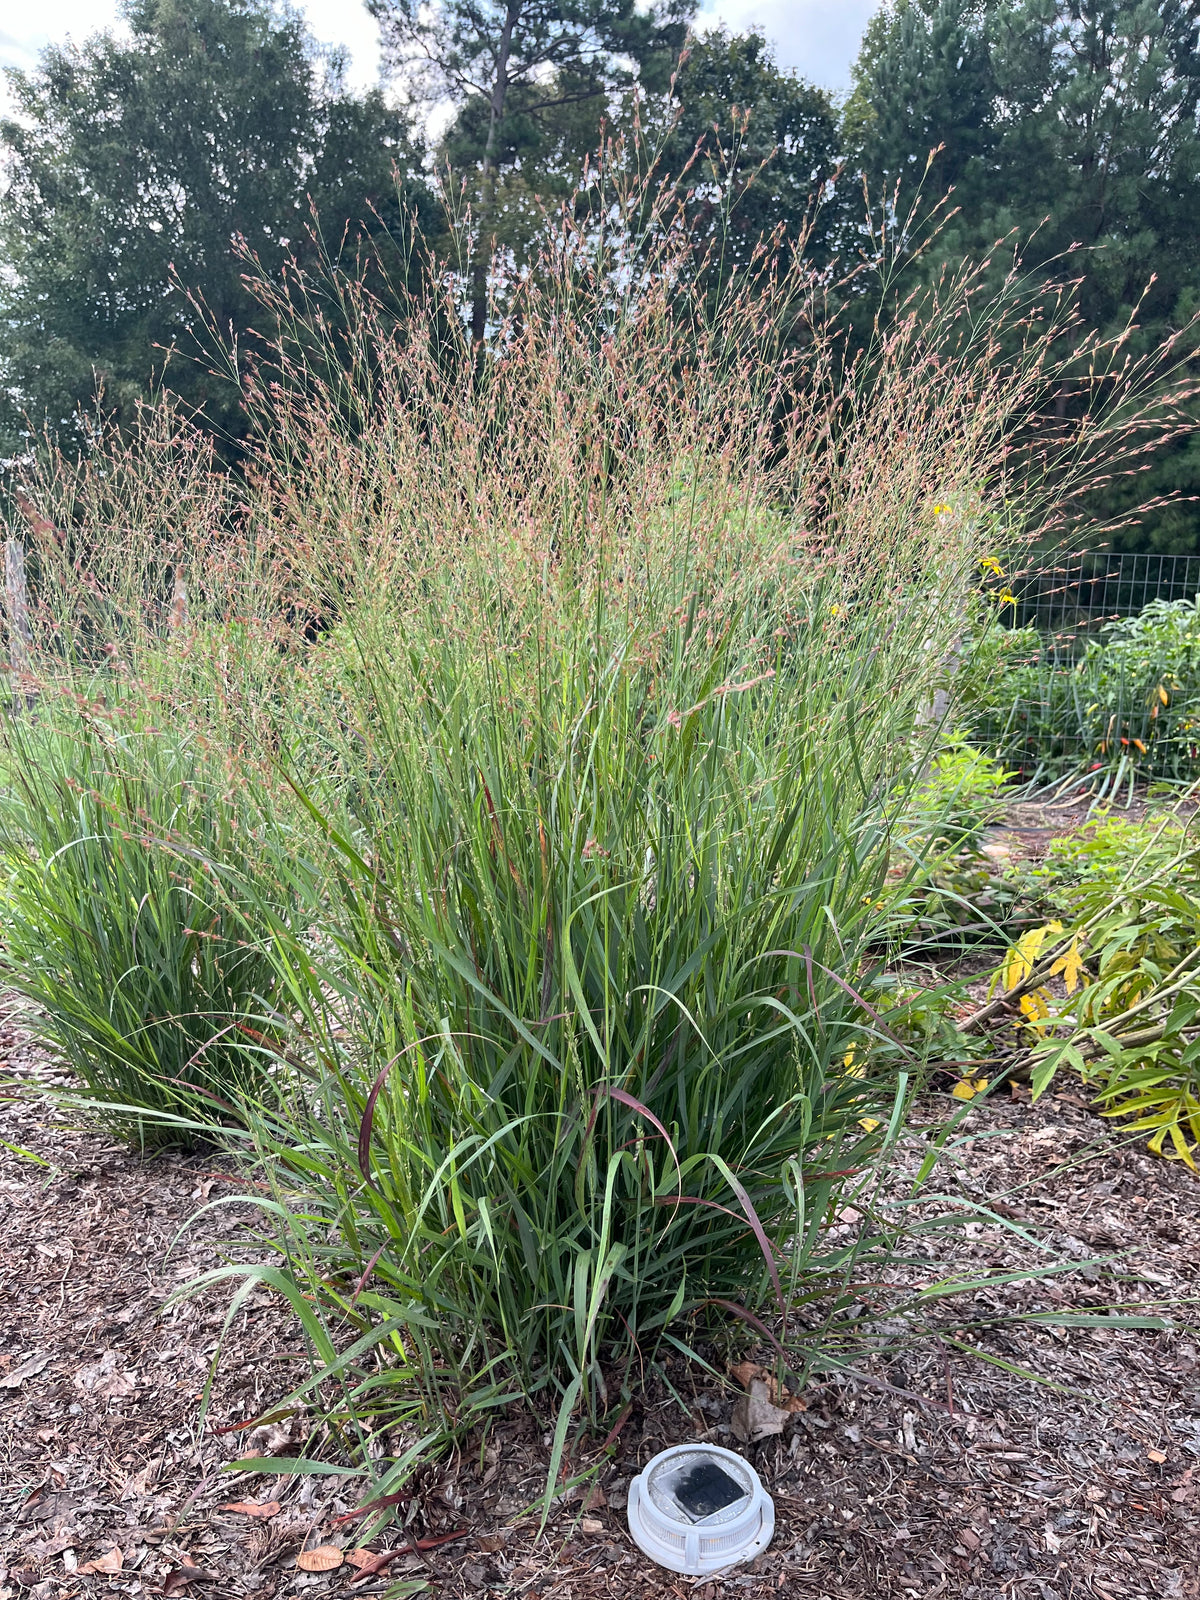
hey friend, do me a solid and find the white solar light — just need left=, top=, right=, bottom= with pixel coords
left=626, top=1443, right=774, bottom=1575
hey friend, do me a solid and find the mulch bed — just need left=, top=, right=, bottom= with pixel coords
left=2, top=962, right=1199, bottom=1600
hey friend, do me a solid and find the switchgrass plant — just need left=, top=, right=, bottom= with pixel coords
left=0, top=704, right=286, bottom=1144
left=228, top=605, right=932, bottom=1419
left=3, top=174, right=1195, bottom=1480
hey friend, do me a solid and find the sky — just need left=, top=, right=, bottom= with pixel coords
left=0, top=0, right=877, bottom=109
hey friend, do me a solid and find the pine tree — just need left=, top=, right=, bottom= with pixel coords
left=367, top=0, right=694, bottom=343
left=847, top=0, right=1200, bottom=550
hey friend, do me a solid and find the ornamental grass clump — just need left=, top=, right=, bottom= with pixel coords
left=0, top=710, right=286, bottom=1144
left=1, top=171, right=1192, bottom=1464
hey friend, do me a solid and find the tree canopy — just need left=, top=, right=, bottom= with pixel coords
left=3, top=0, right=1198, bottom=547
left=652, top=29, right=843, bottom=268
left=0, top=0, right=430, bottom=457
left=846, top=0, right=1200, bottom=550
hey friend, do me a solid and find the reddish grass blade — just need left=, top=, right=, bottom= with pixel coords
left=709, top=1157, right=787, bottom=1327
left=704, top=1298, right=788, bottom=1363
left=332, top=1489, right=412, bottom=1526
left=209, top=1406, right=299, bottom=1437
left=350, top=1242, right=389, bottom=1304
left=600, top=1401, right=634, bottom=1451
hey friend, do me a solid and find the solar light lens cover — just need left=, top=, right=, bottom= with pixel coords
left=626, top=1444, right=774, bottom=1574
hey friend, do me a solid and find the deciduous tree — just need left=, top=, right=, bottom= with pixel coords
left=0, top=0, right=429, bottom=458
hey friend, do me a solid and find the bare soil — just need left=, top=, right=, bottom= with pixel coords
left=2, top=981, right=1198, bottom=1600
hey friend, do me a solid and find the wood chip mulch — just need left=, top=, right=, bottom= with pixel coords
left=2, top=996, right=1199, bottom=1600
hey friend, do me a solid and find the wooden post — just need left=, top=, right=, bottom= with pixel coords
left=5, top=537, right=34, bottom=715
left=169, top=568, right=189, bottom=635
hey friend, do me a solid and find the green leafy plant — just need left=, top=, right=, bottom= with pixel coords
left=916, top=742, right=1013, bottom=853
left=991, top=813, right=1200, bottom=1164
left=880, top=743, right=1019, bottom=941
left=961, top=597, right=1200, bottom=791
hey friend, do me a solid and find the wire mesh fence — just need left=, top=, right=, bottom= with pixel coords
left=961, top=551, right=1200, bottom=795
left=1007, top=550, right=1200, bottom=659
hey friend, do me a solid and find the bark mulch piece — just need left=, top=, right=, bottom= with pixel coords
left=2, top=995, right=1199, bottom=1600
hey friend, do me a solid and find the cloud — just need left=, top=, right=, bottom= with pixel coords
left=698, top=0, right=875, bottom=93
left=298, top=0, right=381, bottom=92
left=1, top=1, right=874, bottom=117
left=0, top=1, right=380, bottom=115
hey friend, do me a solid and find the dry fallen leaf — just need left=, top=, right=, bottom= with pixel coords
left=121, top=1465, right=155, bottom=1500
left=728, top=1362, right=804, bottom=1413
left=74, top=1351, right=136, bottom=1401
left=347, top=1551, right=406, bottom=1582
left=239, top=1412, right=306, bottom=1458
left=77, top=1548, right=124, bottom=1576
left=730, top=1379, right=789, bottom=1444
left=162, top=1566, right=219, bottom=1596
left=0, top=1354, right=51, bottom=1390
left=297, top=1546, right=344, bottom=1573
left=344, top=1550, right=377, bottom=1570
left=1147, top=1448, right=1168, bottom=1465
left=221, top=1500, right=281, bottom=1520
left=583, top=1484, right=607, bottom=1512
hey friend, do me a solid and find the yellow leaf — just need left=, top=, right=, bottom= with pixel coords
left=1001, top=922, right=1061, bottom=992
left=859, top=1116, right=881, bottom=1132
left=1018, top=989, right=1052, bottom=1036
left=1049, top=937, right=1085, bottom=995
left=1159, top=684, right=1170, bottom=706
left=951, top=1080, right=977, bottom=1100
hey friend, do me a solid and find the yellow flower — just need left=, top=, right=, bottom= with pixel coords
left=980, top=555, right=1004, bottom=577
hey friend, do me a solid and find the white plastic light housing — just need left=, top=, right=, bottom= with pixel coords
left=626, top=1443, right=774, bottom=1575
